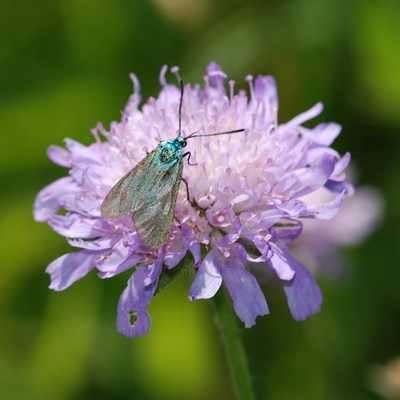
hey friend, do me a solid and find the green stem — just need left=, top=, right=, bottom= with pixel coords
left=213, top=285, right=256, bottom=400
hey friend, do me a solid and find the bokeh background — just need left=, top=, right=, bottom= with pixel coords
left=1, top=0, right=399, bottom=399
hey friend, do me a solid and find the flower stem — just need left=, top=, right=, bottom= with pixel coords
left=213, top=285, right=256, bottom=400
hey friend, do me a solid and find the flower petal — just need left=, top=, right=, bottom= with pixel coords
left=304, top=190, right=345, bottom=220
left=332, top=152, right=351, bottom=176
left=268, top=243, right=296, bottom=280
left=33, top=177, right=81, bottom=222
left=277, top=246, right=323, bottom=320
left=219, top=249, right=269, bottom=327
left=325, top=178, right=355, bottom=196
left=67, top=236, right=118, bottom=250
left=307, top=122, right=341, bottom=146
left=189, top=250, right=223, bottom=300
left=282, top=102, right=323, bottom=129
left=96, top=240, right=137, bottom=277
left=275, top=153, right=336, bottom=198
left=47, top=145, right=71, bottom=167
left=116, top=255, right=163, bottom=337
left=98, top=252, right=142, bottom=278
left=46, top=250, right=102, bottom=290
left=49, top=214, right=107, bottom=238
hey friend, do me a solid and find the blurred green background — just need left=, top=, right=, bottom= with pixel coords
left=1, top=0, right=399, bottom=399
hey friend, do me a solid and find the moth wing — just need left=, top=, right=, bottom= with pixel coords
left=133, top=159, right=184, bottom=249
left=101, top=150, right=157, bottom=220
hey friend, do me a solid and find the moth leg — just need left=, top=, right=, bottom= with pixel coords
left=181, top=177, right=191, bottom=203
left=182, top=153, right=202, bottom=211
left=173, top=178, right=192, bottom=225
left=180, top=177, right=202, bottom=212
left=183, top=151, right=196, bottom=166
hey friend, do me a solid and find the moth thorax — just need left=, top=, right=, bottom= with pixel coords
left=159, top=143, right=179, bottom=163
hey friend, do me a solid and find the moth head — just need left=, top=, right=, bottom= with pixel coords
left=176, top=135, right=187, bottom=148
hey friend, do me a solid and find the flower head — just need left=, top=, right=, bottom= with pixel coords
left=34, top=62, right=353, bottom=337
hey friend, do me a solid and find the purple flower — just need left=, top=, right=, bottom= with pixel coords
left=34, top=62, right=353, bottom=337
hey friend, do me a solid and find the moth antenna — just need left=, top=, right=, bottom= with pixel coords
left=178, top=80, right=184, bottom=137
left=186, top=128, right=245, bottom=139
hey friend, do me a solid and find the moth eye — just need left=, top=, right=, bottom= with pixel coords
left=177, top=136, right=187, bottom=147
